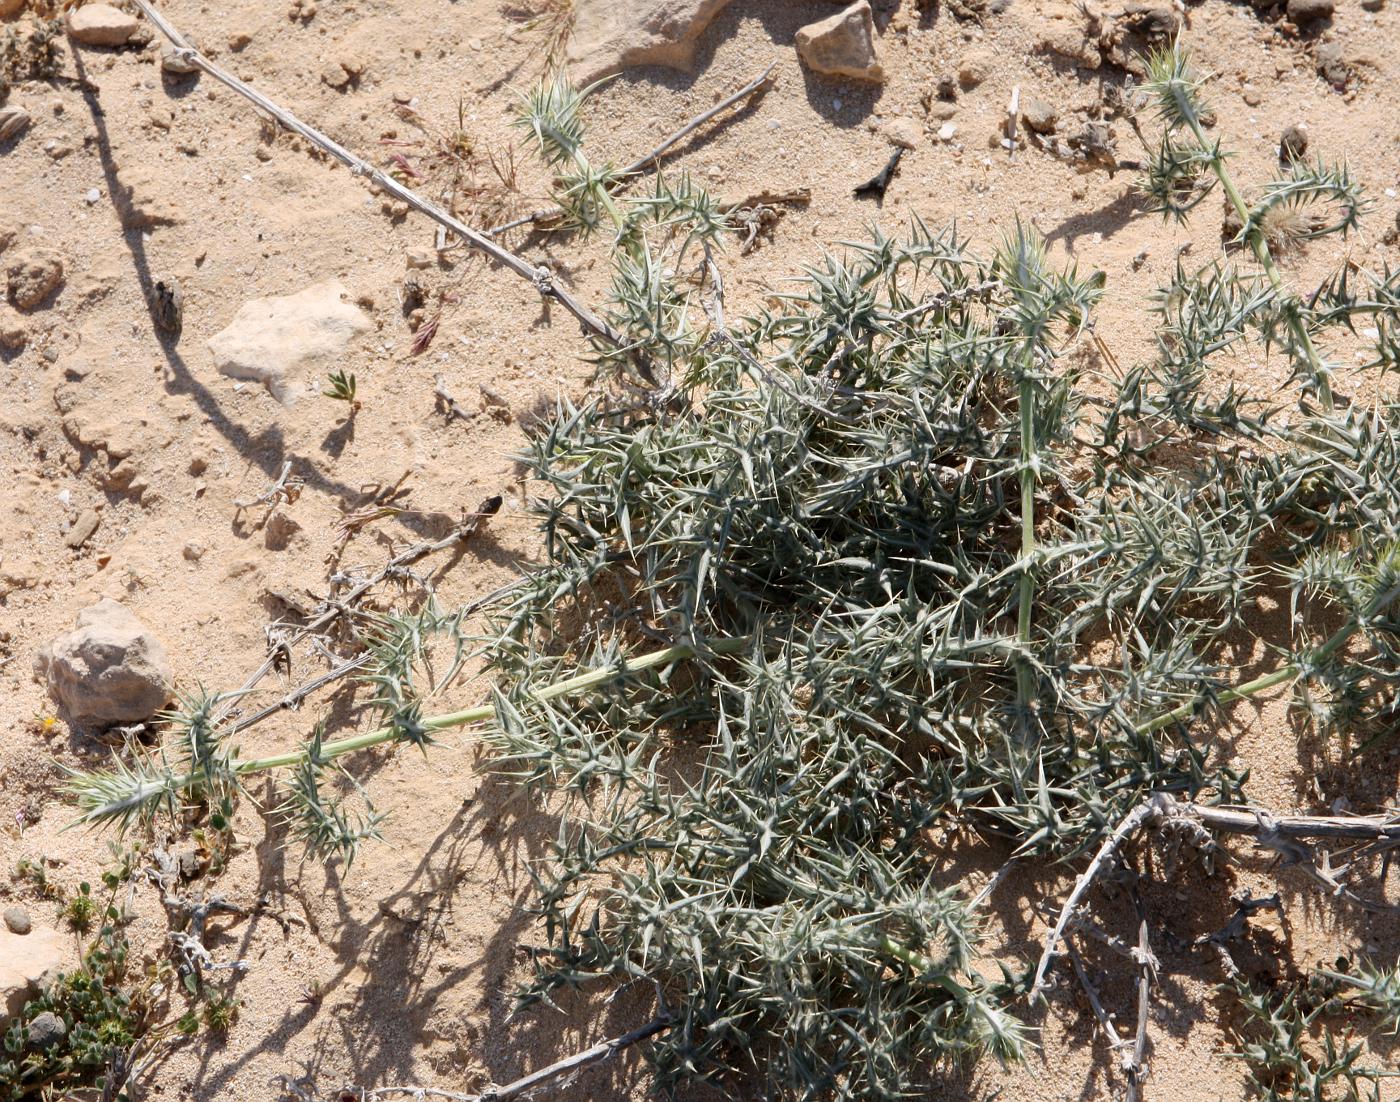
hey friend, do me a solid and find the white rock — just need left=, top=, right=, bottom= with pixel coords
left=66, top=3, right=140, bottom=47
left=35, top=599, right=172, bottom=728
left=568, top=0, right=734, bottom=82
left=208, top=280, right=371, bottom=404
left=795, top=1, right=884, bottom=83
left=1, top=926, right=72, bottom=1022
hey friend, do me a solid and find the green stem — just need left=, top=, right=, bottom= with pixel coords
left=1134, top=618, right=1358, bottom=736
left=1015, top=364, right=1039, bottom=710
left=1184, top=114, right=1334, bottom=411
left=233, top=636, right=749, bottom=775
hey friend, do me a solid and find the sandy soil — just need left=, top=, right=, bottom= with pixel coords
left=3, top=0, right=1400, bottom=1098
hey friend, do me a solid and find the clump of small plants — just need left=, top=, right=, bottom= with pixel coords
left=1, top=851, right=235, bottom=1101
left=63, top=41, right=1400, bottom=1101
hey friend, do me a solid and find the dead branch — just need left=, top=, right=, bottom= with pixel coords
left=434, top=375, right=477, bottom=423
left=485, top=63, right=776, bottom=238
left=277, top=1015, right=673, bottom=1102
left=216, top=496, right=502, bottom=723
left=234, top=460, right=303, bottom=510
left=1031, top=794, right=1170, bottom=1000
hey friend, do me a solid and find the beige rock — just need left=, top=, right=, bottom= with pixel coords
left=66, top=3, right=140, bottom=47
left=1, top=926, right=71, bottom=1022
left=1021, top=97, right=1058, bottom=135
left=796, top=1, right=883, bottom=83
left=36, top=599, right=171, bottom=726
left=0, top=0, right=25, bottom=19
left=161, top=39, right=201, bottom=74
left=6, top=248, right=64, bottom=311
left=207, top=280, right=372, bottom=404
left=0, top=305, right=25, bottom=350
left=881, top=116, right=922, bottom=150
left=568, top=0, right=733, bottom=82
left=63, top=508, right=100, bottom=549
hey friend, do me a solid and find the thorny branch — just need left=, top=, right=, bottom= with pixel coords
left=484, top=64, right=776, bottom=237
left=218, top=495, right=502, bottom=726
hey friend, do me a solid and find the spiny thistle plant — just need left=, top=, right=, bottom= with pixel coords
left=61, top=41, right=1400, bottom=1100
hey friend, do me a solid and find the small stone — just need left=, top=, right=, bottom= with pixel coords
left=568, top=0, right=739, bottom=82
left=1287, top=0, right=1333, bottom=22
left=881, top=117, right=921, bottom=149
left=26, top=1012, right=66, bottom=1050
left=34, top=598, right=172, bottom=727
left=1021, top=97, right=1058, bottom=135
left=937, top=122, right=957, bottom=141
left=85, top=188, right=101, bottom=204
left=0, top=105, right=31, bottom=142
left=958, top=51, right=992, bottom=88
left=935, top=73, right=958, bottom=101
left=227, top=30, right=253, bottom=50
left=162, top=40, right=200, bottom=74
left=1280, top=123, right=1308, bottom=161
left=182, top=542, right=205, bottom=561
left=43, top=136, right=74, bottom=161
left=1361, top=0, right=1384, bottom=10
left=0, top=305, right=25, bottom=350
left=1242, top=86, right=1261, bottom=107
left=66, top=3, right=140, bottom=47
left=208, top=280, right=372, bottom=404
left=3, top=908, right=31, bottom=935
left=321, top=62, right=349, bottom=88
left=6, top=249, right=65, bottom=311
left=64, top=508, right=100, bottom=549
left=405, top=246, right=434, bottom=270
left=1315, top=41, right=1349, bottom=87
left=795, top=1, right=884, bottom=83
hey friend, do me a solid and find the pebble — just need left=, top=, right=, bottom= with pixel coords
left=1279, top=123, right=1308, bottom=161
left=1315, top=41, right=1349, bottom=87
left=937, top=122, right=958, bottom=142
left=26, top=1011, right=66, bottom=1050
left=1287, top=0, right=1333, bottom=22
left=3, top=907, right=31, bottom=935
left=1020, top=97, right=1058, bottom=135
left=64, top=508, right=101, bottom=549
left=162, top=41, right=201, bottom=75
left=85, top=188, right=101, bottom=205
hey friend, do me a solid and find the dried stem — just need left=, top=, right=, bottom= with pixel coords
left=127, top=0, right=629, bottom=353
left=485, top=64, right=776, bottom=237
left=1030, top=795, right=1168, bottom=1000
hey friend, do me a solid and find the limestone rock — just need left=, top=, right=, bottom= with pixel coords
left=568, top=0, right=734, bottom=82
left=67, top=3, right=140, bottom=47
left=1, top=926, right=70, bottom=1022
left=796, top=1, right=883, bottom=83
left=35, top=598, right=172, bottom=728
left=5, top=249, right=64, bottom=311
left=207, top=280, right=371, bottom=404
